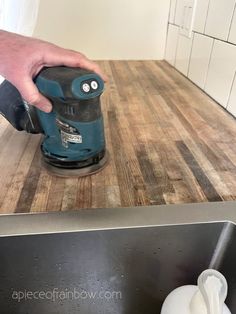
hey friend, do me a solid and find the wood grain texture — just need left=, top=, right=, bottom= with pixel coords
left=1, top=61, right=236, bottom=213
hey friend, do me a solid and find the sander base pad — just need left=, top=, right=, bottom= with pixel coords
left=42, top=151, right=109, bottom=178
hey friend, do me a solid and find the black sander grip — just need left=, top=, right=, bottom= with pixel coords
left=0, top=80, right=26, bottom=130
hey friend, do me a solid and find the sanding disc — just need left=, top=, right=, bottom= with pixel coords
left=42, top=151, right=109, bottom=178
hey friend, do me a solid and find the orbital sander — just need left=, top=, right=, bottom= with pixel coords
left=0, top=66, right=108, bottom=177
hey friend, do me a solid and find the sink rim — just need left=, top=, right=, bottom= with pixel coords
left=0, top=201, right=235, bottom=237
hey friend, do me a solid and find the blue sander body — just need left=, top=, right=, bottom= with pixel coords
left=0, top=66, right=108, bottom=177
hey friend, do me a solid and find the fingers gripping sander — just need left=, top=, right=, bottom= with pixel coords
left=0, top=67, right=108, bottom=177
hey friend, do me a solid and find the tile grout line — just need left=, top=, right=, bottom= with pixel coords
left=226, top=70, right=236, bottom=109
left=227, top=0, right=236, bottom=42
left=187, top=32, right=195, bottom=78
left=174, top=24, right=181, bottom=67
left=173, top=0, right=178, bottom=24
left=164, top=0, right=172, bottom=61
left=167, top=0, right=172, bottom=22
left=203, top=0, right=211, bottom=34
left=203, top=38, right=215, bottom=90
left=168, top=22, right=236, bottom=47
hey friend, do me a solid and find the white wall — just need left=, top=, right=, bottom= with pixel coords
left=0, top=0, right=40, bottom=85
left=165, top=0, right=236, bottom=118
left=34, top=0, right=170, bottom=60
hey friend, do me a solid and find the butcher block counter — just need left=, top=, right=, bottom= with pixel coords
left=0, top=61, right=236, bottom=213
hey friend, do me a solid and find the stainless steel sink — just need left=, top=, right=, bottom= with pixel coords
left=0, top=201, right=235, bottom=314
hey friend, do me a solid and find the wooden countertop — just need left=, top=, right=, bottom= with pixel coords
left=1, top=61, right=236, bottom=213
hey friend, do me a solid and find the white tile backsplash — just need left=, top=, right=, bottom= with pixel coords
left=205, top=40, right=236, bottom=107
left=175, top=0, right=185, bottom=26
left=204, top=0, right=235, bottom=41
left=228, top=8, right=236, bottom=44
left=165, top=24, right=179, bottom=66
left=169, top=0, right=177, bottom=24
left=193, top=0, right=210, bottom=33
left=188, top=33, right=213, bottom=89
left=227, top=74, right=236, bottom=116
left=166, top=0, right=236, bottom=118
left=179, top=0, right=197, bottom=38
left=175, top=34, right=193, bottom=75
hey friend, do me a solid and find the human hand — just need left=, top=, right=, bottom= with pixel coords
left=0, top=30, right=107, bottom=112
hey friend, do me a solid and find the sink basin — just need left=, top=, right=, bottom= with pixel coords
left=0, top=201, right=235, bottom=313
